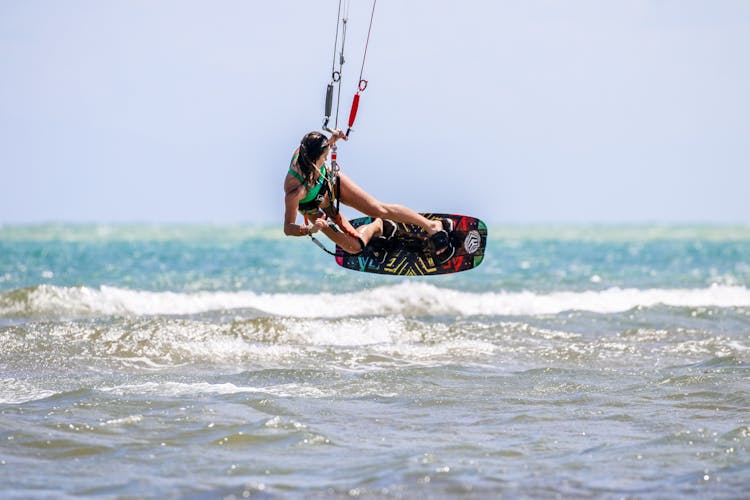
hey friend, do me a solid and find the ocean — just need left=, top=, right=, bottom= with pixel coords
left=1, top=224, right=749, bottom=498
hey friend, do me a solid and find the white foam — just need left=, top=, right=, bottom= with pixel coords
left=99, top=381, right=332, bottom=398
left=101, top=415, right=143, bottom=426
left=373, top=339, right=497, bottom=362
left=3, top=282, right=750, bottom=319
left=0, top=378, right=57, bottom=404
left=99, top=381, right=265, bottom=397
left=282, top=316, right=419, bottom=346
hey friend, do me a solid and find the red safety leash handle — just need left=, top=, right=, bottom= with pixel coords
left=346, top=93, right=360, bottom=137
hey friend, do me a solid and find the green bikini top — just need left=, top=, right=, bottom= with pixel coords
left=288, top=152, right=334, bottom=213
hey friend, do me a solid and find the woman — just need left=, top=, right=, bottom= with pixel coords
left=283, top=129, right=454, bottom=263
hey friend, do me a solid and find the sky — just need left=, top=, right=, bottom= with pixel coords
left=1, top=0, right=749, bottom=225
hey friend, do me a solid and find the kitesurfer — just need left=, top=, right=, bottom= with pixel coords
left=283, top=129, right=455, bottom=263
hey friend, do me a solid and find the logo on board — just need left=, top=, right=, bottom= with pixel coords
left=464, top=230, right=481, bottom=254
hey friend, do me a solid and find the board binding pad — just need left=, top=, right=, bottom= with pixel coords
left=335, top=213, right=487, bottom=276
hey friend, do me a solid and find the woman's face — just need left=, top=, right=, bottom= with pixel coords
left=316, top=143, right=330, bottom=165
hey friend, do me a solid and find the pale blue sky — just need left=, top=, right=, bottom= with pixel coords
left=1, top=1, right=748, bottom=224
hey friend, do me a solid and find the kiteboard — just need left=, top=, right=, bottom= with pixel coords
left=335, top=213, right=487, bottom=276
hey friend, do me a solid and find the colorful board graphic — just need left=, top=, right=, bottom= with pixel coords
left=335, top=213, right=487, bottom=276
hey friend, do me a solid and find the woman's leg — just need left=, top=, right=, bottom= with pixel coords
left=318, top=215, right=383, bottom=255
left=338, top=173, right=442, bottom=235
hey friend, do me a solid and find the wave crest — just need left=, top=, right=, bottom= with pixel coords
left=2, top=283, right=749, bottom=320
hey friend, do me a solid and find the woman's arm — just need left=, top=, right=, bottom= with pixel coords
left=284, top=189, right=310, bottom=237
left=283, top=179, right=326, bottom=237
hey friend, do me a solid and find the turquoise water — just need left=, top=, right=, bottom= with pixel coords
left=1, top=224, right=750, bottom=497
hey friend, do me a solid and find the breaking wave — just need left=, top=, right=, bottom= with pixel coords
left=2, top=283, right=750, bottom=320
